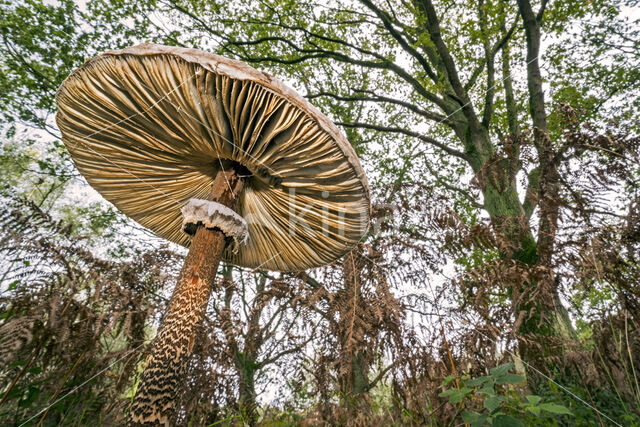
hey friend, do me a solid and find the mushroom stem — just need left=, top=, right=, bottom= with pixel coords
left=129, top=166, right=244, bottom=426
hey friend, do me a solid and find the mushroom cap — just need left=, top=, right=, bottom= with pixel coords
left=55, top=43, right=370, bottom=271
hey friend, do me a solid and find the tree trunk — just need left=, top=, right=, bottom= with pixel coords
left=129, top=166, right=244, bottom=425
left=351, top=350, right=370, bottom=395
left=234, top=351, right=258, bottom=425
left=220, top=265, right=262, bottom=425
left=479, top=158, right=576, bottom=381
left=515, top=0, right=577, bottom=380
left=339, top=248, right=371, bottom=410
left=234, top=273, right=266, bottom=425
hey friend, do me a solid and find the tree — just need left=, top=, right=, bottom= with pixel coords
left=323, top=243, right=403, bottom=413
left=0, top=0, right=141, bottom=134
left=101, top=0, right=640, bottom=375
left=204, top=267, right=319, bottom=425
left=0, top=0, right=159, bottom=255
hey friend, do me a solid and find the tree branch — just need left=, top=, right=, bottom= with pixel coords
left=337, top=121, right=468, bottom=160
left=366, top=362, right=396, bottom=391
left=306, top=89, right=453, bottom=126
left=536, top=0, right=549, bottom=22
left=258, top=343, right=305, bottom=369
left=359, top=0, right=438, bottom=82
left=464, top=10, right=520, bottom=93
left=417, top=0, right=481, bottom=128
left=422, top=155, right=483, bottom=208
left=478, top=0, right=495, bottom=128
left=501, top=11, right=521, bottom=137
left=229, top=40, right=450, bottom=111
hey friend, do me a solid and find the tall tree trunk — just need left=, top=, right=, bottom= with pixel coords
left=418, top=0, right=576, bottom=375
left=351, top=351, right=370, bottom=395
left=475, top=137, right=576, bottom=380
left=222, top=267, right=262, bottom=426
left=500, top=14, right=520, bottom=138
left=339, top=247, right=371, bottom=410
left=234, top=351, right=258, bottom=425
left=515, top=0, right=577, bottom=378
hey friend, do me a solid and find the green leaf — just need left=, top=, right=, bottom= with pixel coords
left=6, top=386, right=23, bottom=400
left=438, top=389, right=457, bottom=398
left=478, top=383, right=495, bottom=395
left=471, top=415, right=489, bottom=427
left=493, top=414, right=525, bottom=427
left=490, top=362, right=514, bottom=377
left=442, top=387, right=472, bottom=403
left=525, top=395, right=542, bottom=405
left=484, top=395, right=505, bottom=412
left=462, top=410, right=481, bottom=423
left=496, top=373, right=524, bottom=385
left=463, top=411, right=488, bottom=427
left=526, top=406, right=541, bottom=417
left=539, top=403, right=573, bottom=415
left=448, top=390, right=465, bottom=403
left=18, top=386, right=40, bottom=408
left=442, top=375, right=456, bottom=385
left=466, top=375, right=491, bottom=386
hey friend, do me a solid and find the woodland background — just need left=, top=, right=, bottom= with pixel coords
left=1, top=0, right=639, bottom=425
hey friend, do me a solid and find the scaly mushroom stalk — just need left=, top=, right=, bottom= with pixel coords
left=129, top=165, right=244, bottom=425
left=55, top=43, right=371, bottom=425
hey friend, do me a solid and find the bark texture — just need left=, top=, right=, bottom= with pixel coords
left=339, top=249, right=371, bottom=410
left=514, top=0, right=575, bottom=377
left=129, top=166, right=244, bottom=425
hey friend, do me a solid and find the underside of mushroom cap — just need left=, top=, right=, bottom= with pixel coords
left=55, top=43, right=370, bottom=272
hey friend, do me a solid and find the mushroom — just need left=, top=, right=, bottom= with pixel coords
left=55, top=43, right=370, bottom=424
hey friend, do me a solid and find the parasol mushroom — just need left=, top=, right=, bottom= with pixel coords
left=55, top=43, right=370, bottom=425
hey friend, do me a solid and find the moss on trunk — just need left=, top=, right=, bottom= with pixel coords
left=481, top=172, right=576, bottom=381
left=234, top=351, right=258, bottom=425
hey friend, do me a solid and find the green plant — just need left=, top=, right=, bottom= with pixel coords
left=439, top=362, right=572, bottom=426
